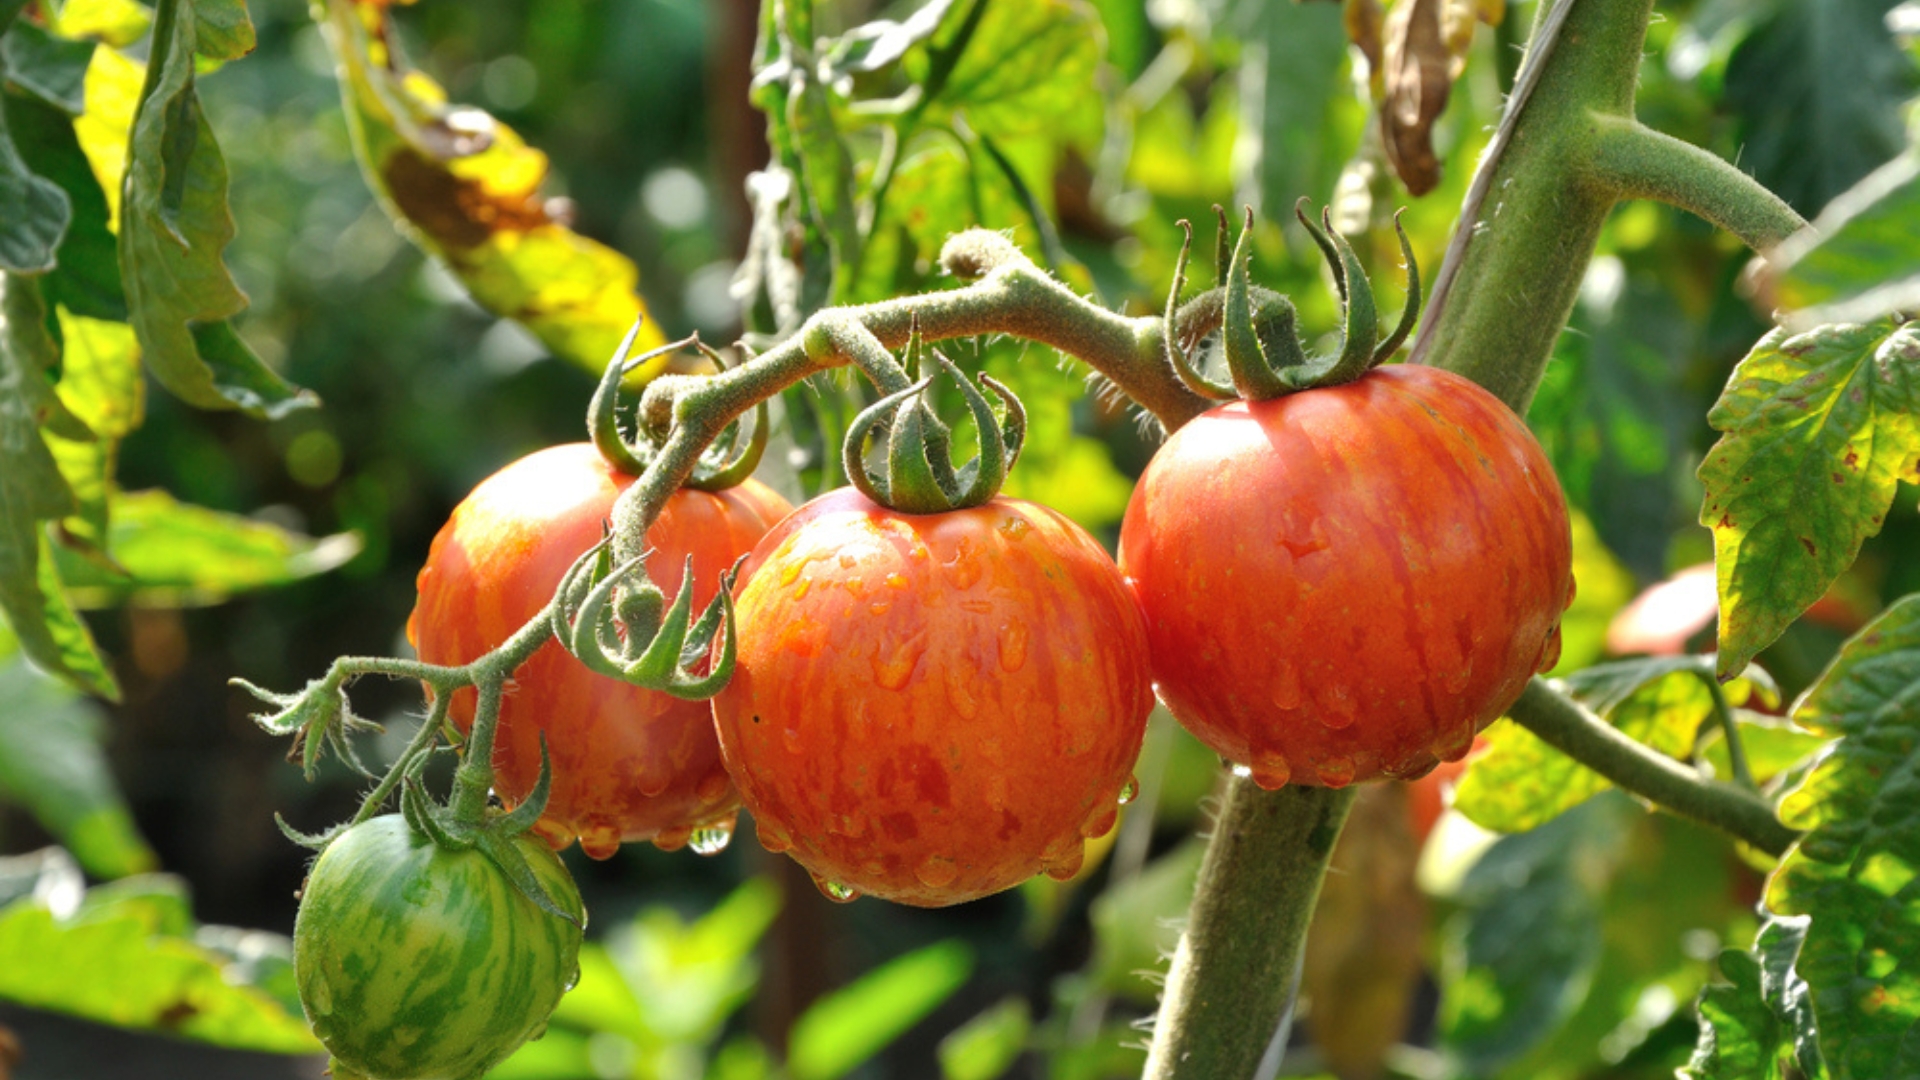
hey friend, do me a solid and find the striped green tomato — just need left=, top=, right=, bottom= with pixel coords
left=292, top=815, right=584, bottom=1080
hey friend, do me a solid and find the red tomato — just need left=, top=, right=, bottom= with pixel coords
left=1119, top=365, right=1573, bottom=789
left=408, top=443, right=793, bottom=858
left=711, top=488, right=1153, bottom=907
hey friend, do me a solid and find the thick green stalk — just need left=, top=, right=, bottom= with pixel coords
left=1142, top=783, right=1356, bottom=1079
left=1410, top=0, right=1807, bottom=410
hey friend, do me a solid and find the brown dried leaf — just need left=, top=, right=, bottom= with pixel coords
left=1345, top=0, right=1387, bottom=89
left=1304, top=783, right=1426, bottom=1080
left=1380, top=0, right=1452, bottom=195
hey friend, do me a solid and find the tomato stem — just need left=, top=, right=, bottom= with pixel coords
left=1141, top=781, right=1357, bottom=1080
left=1507, top=677, right=1796, bottom=855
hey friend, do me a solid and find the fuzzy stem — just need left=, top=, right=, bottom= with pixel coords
left=1508, top=678, right=1798, bottom=856
left=1142, top=783, right=1357, bottom=1080
left=1582, top=116, right=1806, bottom=252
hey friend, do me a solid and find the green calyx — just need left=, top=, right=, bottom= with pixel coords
left=1164, top=202, right=1421, bottom=403
left=589, top=320, right=769, bottom=492
left=843, top=323, right=1027, bottom=514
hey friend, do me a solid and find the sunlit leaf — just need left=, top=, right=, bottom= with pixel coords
left=1685, top=916, right=1830, bottom=1080
left=0, top=880, right=319, bottom=1053
left=118, top=0, right=312, bottom=416
left=1243, top=0, right=1352, bottom=215
left=44, top=307, right=141, bottom=551
left=938, top=997, right=1030, bottom=1080
left=1768, top=151, right=1920, bottom=329
left=788, top=939, right=974, bottom=1080
left=70, top=43, right=141, bottom=229
left=50, top=488, right=359, bottom=607
left=1764, top=595, right=1920, bottom=1078
left=0, top=274, right=115, bottom=698
left=0, top=656, right=154, bottom=879
left=191, top=0, right=255, bottom=63
left=6, top=92, right=125, bottom=320
left=47, top=0, right=153, bottom=48
left=1698, top=320, right=1919, bottom=678
left=1456, top=657, right=1760, bottom=832
left=312, top=0, right=665, bottom=378
left=917, top=0, right=1105, bottom=154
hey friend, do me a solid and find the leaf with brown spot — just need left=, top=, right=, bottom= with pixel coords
left=1698, top=320, right=1920, bottom=678
left=313, top=0, right=665, bottom=377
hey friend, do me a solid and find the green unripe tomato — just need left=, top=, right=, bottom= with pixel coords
left=292, top=815, right=584, bottom=1080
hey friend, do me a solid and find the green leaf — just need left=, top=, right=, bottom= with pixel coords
left=1769, top=151, right=1920, bottom=328
left=1, top=19, right=96, bottom=114
left=1438, top=797, right=1634, bottom=1074
left=938, top=997, right=1030, bottom=1080
left=0, top=656, right=155, bottom=878
left=1685, top=916, right=1830, bottom=1080
left=1764, top=594, right=1920, bottom=1079
left=788, top=939, right=975, bottom=1080
left=1242, top=0, right=1352, bottom=215
left=44, top=307, right=141, bottom=552
left=1456, top=657, right=1747, bottom=832
left=119, top=0, right=310, bottom=416
left=1718, top=0, right=1912, bottom=216
left=190, top=0, right=254, bottom=63
left=313, top=0, right=666, bottom=378
left=6, top=92, right=127, bottom=320
left=917, top=0, right=1105, bottom=153
left=0, top=273, right=116, bottom=698
left=50, top=488, right=359, bottom=606
left=0, top=880, right=320, bottom=1053
left=1698, top=320, right=1920, bottom=678
left=0, top=92, right=72, bottom=274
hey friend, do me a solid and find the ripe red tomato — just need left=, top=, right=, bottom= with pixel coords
left=1119, top=365, right=1572, bottom=789
left=408, top=443, right=793, bottom=858
left=710, top=488, right=1153, bottom=907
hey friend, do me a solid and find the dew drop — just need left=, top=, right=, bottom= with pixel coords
left=959, top=599, right=994, bottom=614
left=1536, top=624, right=1564, bottom=673
left=947, top=673, right=980, bottom=720
left=1442, top=661, right=1473, bottom=695
left=998, top=620, right=1029, bottom=672
left=1117, top=775, right=1140, bottom=806
left=652, top=824, right=694, bottom=853
left=636, top=767, right=671, bottom=799
left=580, top=826, right=623, bottom=860
left=915, top=855, right=960, bottom=890
left=812, top=874, right=860, bottom=903
left=1044, top=844, right=1087, bottom=881
left=1270, top=665, right=1302, bottom=711
left=696, top=768, right=732, bottom=804
left=868, top=601, right=893, bottom=616
left=1433, top=723, right=1476, bottom=762
left=779, top=561, right=805, bottom=587
left=839, top=553, right=859, bottom=569
left=1229, top=762, right=1254, bottom=780
left=1318, top=685, right=1358, bottom=730
left=756, top=817, right=794, bottom=853
left=885, top=573, right=910, bottom=591
left=1314, top=756, right=1357, bottom=788
left=1081, top=806, right=1119, bottom=839
left=562, top=964, right=581, bottom=993
left=998, top=516, right=1031, bottom=540
left=688, top=815, right=736, bottom=856
left=783, top=725, right=803, bottom=752
left=1250, top=752, right=1293, bottom=790
left=794, top=577, right=812, bottom=600
left=872, top=639, right=925, bottom=690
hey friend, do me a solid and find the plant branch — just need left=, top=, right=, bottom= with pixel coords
left=1142, top=782, right=1358, bottom=1080
left=1508, top=677, right=1798, bottom=856
left=1583, top=115, right=1806, bottom=252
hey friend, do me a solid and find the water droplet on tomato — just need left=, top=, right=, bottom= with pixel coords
left=1043, top=842, right=1087, bottom=881
left=886, top=572, right=910, bottom=590
left=1270, top=665, right=1302, bottom=711
left=1229, top=762, right=1254, bottom=780
left=793, top=577, right=812, bottom=600
left=756, top=816, right=793, bottom=853
left=915, top=855, right=960, bottom=889
left=688, top=815, right=736, bottom=856
left=947, top=673, right=979, bottom=720
left=1443, top=660, right=1473, bottom=695
left=1535, top=624, right=1564, bottom=673
left=1080, top=806, right=1119, bottom=839
left=636, top=767, right=671, bottom=799
left=581, top=826, right=623, bottom=860
left=779, top=561, right=805, bottom=587
left=1117, top=775, right=1140, bottom=806
left=812, top=875, right=860, bottom=903
left=783, top=725, right=803, bottom=752
left=872, top=639, right=924, bottom=690
left=1250, top=752, right=1293, bottom=790
left=1433, top=723, right=1476, bottom=762
left=998, top=620, right=1029, bottom=672
left=1314, top=756, right=1356, bottom=788
left=998, top=516, right=1031, bottom=540
left=652, top=823, right=694, bottom=853
left=839, top=553, right=858, bottom=569
left=869, top=601, right=893, bottom=616
left=696, top=768, right=732, bottom=804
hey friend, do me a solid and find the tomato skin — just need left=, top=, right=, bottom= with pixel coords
left=292, top=815, right=584, bottom=1080
left=711, top=489, right=1154, bottom=907
left=1119, top=365, right=1572, bottom=789
left=407, top=443, right=793, bottom=857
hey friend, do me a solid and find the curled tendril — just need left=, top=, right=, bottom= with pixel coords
left=843, top=322, right=1026, bottom=514
left=553, top=543, right=746, bottom=701
left=589, top=321, right=770, bottom=489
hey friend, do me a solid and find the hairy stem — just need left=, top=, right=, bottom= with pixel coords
left=1583, top=116, right=1805, bottom=251
left=1143, top=783, right=1357, bottom=1080
left=1508, top=677, right=1798, bottom=856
